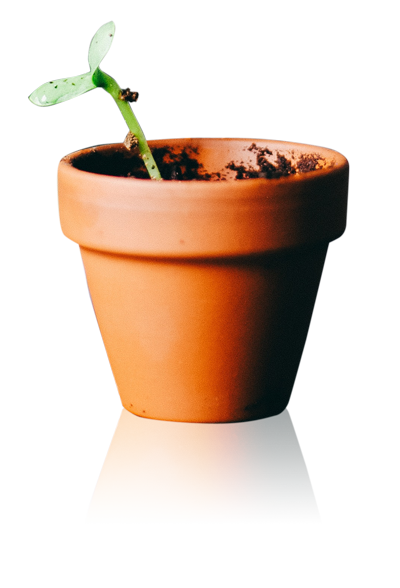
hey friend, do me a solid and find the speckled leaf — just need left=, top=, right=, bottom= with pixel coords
left=88, top=21, right=115, bottom=73
left=28, top=72, right=96, bottom=106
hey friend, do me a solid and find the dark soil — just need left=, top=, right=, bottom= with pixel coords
left=150, top=146, right=221, bottom=181
left=71, top=143, right=326, bottom=181
left=226, top=143, right=323, bottom=179
left=227, top=146, right=292, bottom=179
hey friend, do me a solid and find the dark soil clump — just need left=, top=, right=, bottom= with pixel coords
left=150, top=146, right=219, bottom=181
left=226, top=144, right=327, bottom=180
left=296, top=153, right=321, bottom=173
left=227, top=143, right=299, bottom=179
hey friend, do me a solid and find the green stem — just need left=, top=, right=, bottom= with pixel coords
left=93, top=69, right=162, bottom=180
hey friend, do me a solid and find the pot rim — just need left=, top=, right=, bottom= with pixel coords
left=58, top=137, right=349, bottom=257
left=60, top=137, right=348, bottom=200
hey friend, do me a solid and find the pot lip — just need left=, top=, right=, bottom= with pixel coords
left=60, top=137, right=349, bottom=198
left=58, top=137, right=349, bottom=257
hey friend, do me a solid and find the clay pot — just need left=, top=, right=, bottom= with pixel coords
left=58, top=138, right=349, bottom=423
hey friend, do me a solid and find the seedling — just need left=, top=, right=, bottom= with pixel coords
left=29, top=21, right=162, bottom=180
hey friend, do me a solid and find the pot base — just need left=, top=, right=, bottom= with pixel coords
left=87, top=407, right=319, bottom=523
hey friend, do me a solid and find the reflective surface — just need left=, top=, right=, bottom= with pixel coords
left=81, top=402, right=327, bottom=524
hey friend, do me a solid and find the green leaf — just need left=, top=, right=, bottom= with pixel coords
left=28, top=72, right=96, bottom=106
left=88, top=21, right=115, bottom=73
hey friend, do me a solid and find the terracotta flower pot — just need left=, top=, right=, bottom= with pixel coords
left=58, top=138, right=349, bottom=423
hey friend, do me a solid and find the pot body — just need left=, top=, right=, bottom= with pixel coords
left=80, top=244, right=327, bottom=422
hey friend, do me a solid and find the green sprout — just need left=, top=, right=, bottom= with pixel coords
left=29, top=21, right=162, bottom=180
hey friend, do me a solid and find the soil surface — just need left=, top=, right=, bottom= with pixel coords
left=72, top=143, right=328, bottom=181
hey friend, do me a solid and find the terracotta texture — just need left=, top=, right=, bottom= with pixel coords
left=58, top=138, right=349, bottom=423
left=78, top=245, right=328, bottom=423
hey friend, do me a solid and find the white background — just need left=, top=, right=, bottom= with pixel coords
left=0, top=0, right=399, bottom=588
